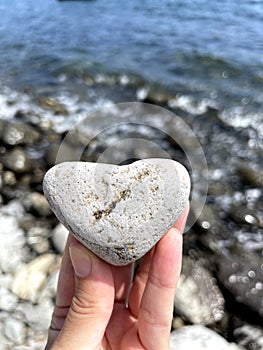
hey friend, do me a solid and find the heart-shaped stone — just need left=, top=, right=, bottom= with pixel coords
left=43, top=159, right=190, bottom=265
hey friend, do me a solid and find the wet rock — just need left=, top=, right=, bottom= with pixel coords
left=237, top=166, right=263, bottom=188
left=228, top=204, right=260, bottom=227
left=208, top=182, right=232, bottom=196
left=170, top=325, right=242, bottom=350
left=11, top=254, right=57, bottom=303
left=0, top=214, right=26, bottom=273
left=45, top=141, right=80, bottom=167
left=191, top=201, right=218, bottom=231
left=43, top=159, right=190, bottom=265
left=137, top=86, right=173, bottom=105
left=4, top=317, right=26, bottom=345
left=2, top=147, right=32, bottom=173
left=233, top=324, right=263, bottom=350
left=217, top=253, right=263, bottom=318
left=174, top=257, right=225, bottom=325
left=51, top=223, right=68, bottom=254
left=2, top=170, right=17, bottom=186
left=2, top=122, right=40, bottom=146
left=38, top=97, right=68, bottom=115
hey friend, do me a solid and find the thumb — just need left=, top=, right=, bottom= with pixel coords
left=54, top=240, right=114, bottom=349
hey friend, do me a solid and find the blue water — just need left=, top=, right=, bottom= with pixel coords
left=0, top=0, right=262, bottom=125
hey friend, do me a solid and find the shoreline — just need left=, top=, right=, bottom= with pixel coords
left=0, top=78, right=262, bottom=349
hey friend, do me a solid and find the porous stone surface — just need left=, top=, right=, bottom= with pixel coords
left=43, top=159, right=190, bottom=265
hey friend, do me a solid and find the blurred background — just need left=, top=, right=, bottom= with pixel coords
left=0, top=0, right=262, bottom=349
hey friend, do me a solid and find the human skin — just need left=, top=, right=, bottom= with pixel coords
left=45, top=203, right=189, bottom=350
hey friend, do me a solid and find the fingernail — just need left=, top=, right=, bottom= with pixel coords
left=69, top=244, right=92, bottom=278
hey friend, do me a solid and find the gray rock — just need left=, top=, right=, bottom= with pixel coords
left=2, top=170, right=17, bottom=186
left=4, top=317, right=26, bottom=345
left=43, top=159, right=190, bottom=265
left=17, top=300, right=54, bottom=332
left=13, top=334, right=47, bottom=350
left=3, top=122, right=40, bottom=146
left=234, top=324, right=263, bottom=350
left=0, top=319, right=13, bottom=350
left=0, top=214, right=26, bottom=273
left=3, top=147, right=32, bottom=173
left=237, top=166, right=263, bottom=188
left=51, top=223, right=68, bottom=254
left=0, top=199, right=25, bottom=219
left=170, top=325, right=242, bottom=350
left=0, top=287, right=18, bottom=312
left=217, top=253, right=263, bottom=318
left=174, top=257, right=225, bottom=325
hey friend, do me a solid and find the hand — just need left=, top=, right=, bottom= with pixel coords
left=45, top=204, right=189, bottom=350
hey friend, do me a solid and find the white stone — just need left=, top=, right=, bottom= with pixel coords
left=51, top=223, right=68, bottom=254
left=17, top=299, right=54, bottom=332
left=170, top=325, right=242, bottom=350
left=0, top=287, right=18, bottom=312
left=4, top=317, right=26, bottom=345
left=11, top=254, right=56, bottom=303
left=0, top=214, right=26, bottom=273
left=43, top=159, right=190, bottom=265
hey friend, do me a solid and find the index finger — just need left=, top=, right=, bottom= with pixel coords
left=137, top=204, right=189, bottom=350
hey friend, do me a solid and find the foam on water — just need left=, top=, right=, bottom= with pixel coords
left=219, top=106, right=263, bottom=138
left=0, top=84, right=114, bottom=133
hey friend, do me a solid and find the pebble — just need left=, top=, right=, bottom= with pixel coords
left=174, top=257, right=225, bottom=325
left=17, top=300, right=54, bottom=332
left=3, top=121, right=40, bottom=146
left=233, top=324, right=263, bottom=350
left=11, top=254, right=57, bottom=303
left=0, top=199, right=25, bottom=219
left=37, top=96, right=68, bottom=115
left=237, top=165, right=263, bottom=188
left=4, top=317, right=26, bottom=345
left=2, top=147, right=32, bottom=173
left=0, top=214, right=26, bottom=273
left=24, top=191, right=52, bottom=217
left=26, top=234, right=50, bottom=254
left=43, top=159, right=190, bottom=265
left=217, top=253, right=263, bottom=318
left=170, top=325, right=242, bottom=350
left=51, top=223, right=68, bottom=254
left=0, top=287, right=18, bottom=312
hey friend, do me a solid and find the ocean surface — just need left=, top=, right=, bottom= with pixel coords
left=0, top=0, right=262, bottom=131
left=0, top=0, right=262, bottom=172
